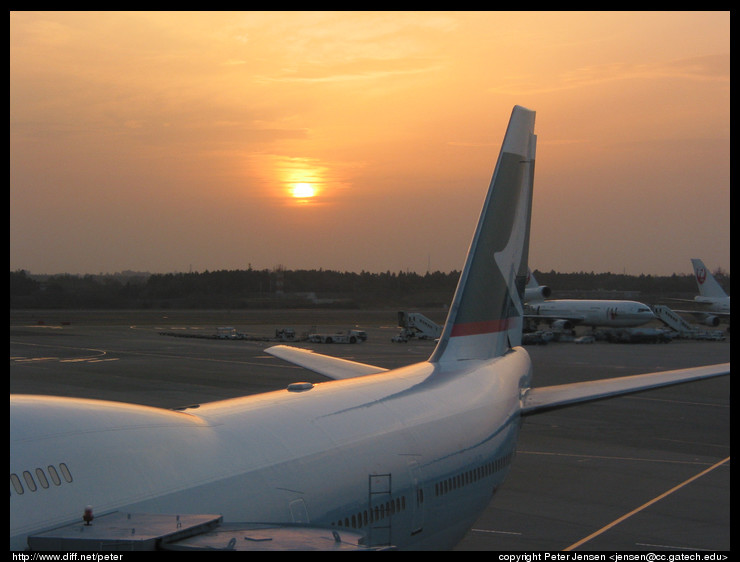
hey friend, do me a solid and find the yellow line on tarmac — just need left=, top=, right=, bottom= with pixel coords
left=563, top=456, right=730, bottom=551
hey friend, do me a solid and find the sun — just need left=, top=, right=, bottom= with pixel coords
left=291, top=183, right=316, bottom=198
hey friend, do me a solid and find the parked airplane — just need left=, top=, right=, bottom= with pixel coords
left=524, top=269, right=551, bottom=302
left=670, top=259, right=730, bottom=327
left=10, top=107, right=729, bottom=552
left=524, top=270, right=655, bottom=329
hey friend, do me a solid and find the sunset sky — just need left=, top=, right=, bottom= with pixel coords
left=10, top=11, right=730, bottom=277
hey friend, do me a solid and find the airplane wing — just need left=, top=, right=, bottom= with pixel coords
left=265, top=345, right=389, bottom=380
left=520, top=362, right=729, bottom=415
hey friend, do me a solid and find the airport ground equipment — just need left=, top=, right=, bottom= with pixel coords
left=216, top=327, right=247, bottom=339
left=652, top=305, right=726, bottom=340
left=275, top=328, right=297, bottom=341
left=394, top=311, right=442, bottom=342
left=308, top=329, right=367, bottom=344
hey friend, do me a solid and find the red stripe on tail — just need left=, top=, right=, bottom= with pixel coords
left=450, top=319, right=514, bottom=337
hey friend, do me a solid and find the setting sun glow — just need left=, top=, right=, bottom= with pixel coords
left=291, top=183, right=316, bottom=198
left=9, top=11, right=729, bottom=276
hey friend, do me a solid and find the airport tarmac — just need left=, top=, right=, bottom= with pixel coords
left=10, top=309, right=730, bottom=551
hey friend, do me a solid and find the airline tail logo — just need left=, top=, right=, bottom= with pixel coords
left=696, top=267, right=707, bottom=285
left=430, top=105, right=536, bottom=363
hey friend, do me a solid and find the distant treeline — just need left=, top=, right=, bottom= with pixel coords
left=9, top=268, right=729, bottom=310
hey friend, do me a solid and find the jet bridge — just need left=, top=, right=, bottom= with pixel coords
left=27, top=511, right=387, bottom=551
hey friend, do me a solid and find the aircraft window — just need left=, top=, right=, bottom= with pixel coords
left=10, top=473, right=24, bottom=495
left=59, top=463, right=73, bottom=483
left=23, top=471, right=37, bottom=492
left=47, top=466, right=61, bottom=486
left=35, top=468, right=49, bottom=489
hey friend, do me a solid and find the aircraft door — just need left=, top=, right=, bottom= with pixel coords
left=407, top=461, right=424, bottom=536
left=289, top=498, right=309, bottom=524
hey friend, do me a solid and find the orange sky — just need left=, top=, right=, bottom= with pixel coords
left=10, top=11, right=730, bottom=276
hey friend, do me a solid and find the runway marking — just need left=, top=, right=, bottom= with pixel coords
left=11, top=341, right=109, bottom=363
left=518, top=450, right=721, bottom=467
left=470, top=529, right=522, bottom=536
left=631, top=395, right=729, bottom=408
left=654, top=437, right=729, bottom=450
left=11, top=340, right=274, bottom=367
left=12, top=356, right=59, bottom=363
left=636, top=542, right=714, bottom=552
left=59, top=358, right=96, bottom=363
left=563, top=456, right=730, bottom=551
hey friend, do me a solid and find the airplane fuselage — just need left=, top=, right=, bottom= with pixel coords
left=10, top=348, right=532, bottom=551
left=531, top=300, right=655, bottom=328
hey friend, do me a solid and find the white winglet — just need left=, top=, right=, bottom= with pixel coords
left=265, top=345, right=388, bottom=380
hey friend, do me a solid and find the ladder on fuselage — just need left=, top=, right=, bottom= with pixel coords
left=368, top=473, right=392, bottom=547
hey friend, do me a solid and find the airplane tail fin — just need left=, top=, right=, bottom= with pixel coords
left=691, top=259, right=728, bottom=299
left=430, top=106, right=536, bottom=364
